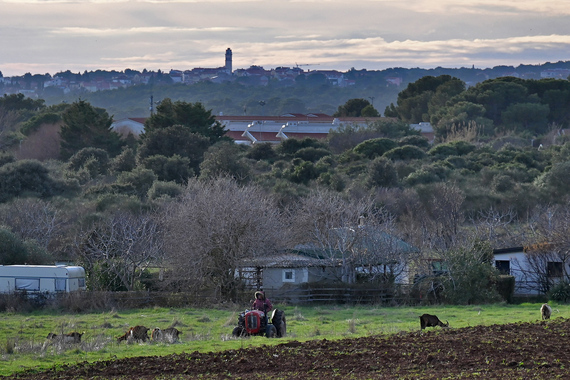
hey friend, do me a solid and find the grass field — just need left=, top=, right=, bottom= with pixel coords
left=0, top=302, right=565, bottom=376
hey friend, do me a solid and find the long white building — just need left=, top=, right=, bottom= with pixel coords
left=112, top=114, right=399, bottom=144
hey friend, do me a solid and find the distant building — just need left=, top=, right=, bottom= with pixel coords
left=225, top=48, right=232, bottom=74
left=111, top=114, right=390, bottom=142
left=409, top=122, right=434, bottom=142
left=540, top=69, right=570, bottom=79
left=111, top=117, right=147, bottom=136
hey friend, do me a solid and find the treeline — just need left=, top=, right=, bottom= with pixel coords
left=1, top=74, right=570, bottom=304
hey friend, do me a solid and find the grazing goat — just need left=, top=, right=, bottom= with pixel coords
left=419, top=314, right=449, bottom=330
left=541, top=303, right=552, bottom=320
left=151, top=327, right=181, bottom=343
left=117, top=325, right=149, bottom=343
left=46, top=332, right=84, bottom=343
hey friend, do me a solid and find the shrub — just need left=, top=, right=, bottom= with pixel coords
left=365, top=157, right=398, bottom=188
left=141, top=154, right=193, bottom=184
left=110, top=147, right=137, bottom=173
left=294, top=147, right=331, bottom=162
left=353, top=138, right=398, bottom=159
left=399, top=135, right=430, bottom=149
left=0, top=160, right=58, bottom=202
left=148, top=181, right=183, bottom=200
left=383, top=145, right=426, bottom=161
left=67, top=147, right=110, bottom=174
left=246, top=142, right=277, bottom=161
left=117, top=168, right=157, bottom=200
left=549, top=281, right=570, bottom=303
left=495, top=275, right=515, bottom=303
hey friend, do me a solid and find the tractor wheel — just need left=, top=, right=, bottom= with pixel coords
left=272, top=309, right=286, bottom=338
left=232, top=326, right=245, bottom=337
left=266, top=324, right=277, bottom=338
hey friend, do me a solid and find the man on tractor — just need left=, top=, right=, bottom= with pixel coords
left=252, top=291, right=272, bottom=313
left=232, top=290, right=285, bottom=338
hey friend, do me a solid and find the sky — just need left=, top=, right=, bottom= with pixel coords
left=2, top=0, right=570, bottom=77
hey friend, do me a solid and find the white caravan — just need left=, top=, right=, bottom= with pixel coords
left=0, top=265, right=86, bottom=294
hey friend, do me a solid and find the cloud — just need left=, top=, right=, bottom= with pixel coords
left=51, top=26, right=245, bottom=36
left=1, top=0, right=570, bottom=76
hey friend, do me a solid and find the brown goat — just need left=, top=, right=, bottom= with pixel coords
left=541, top=303, right=552, bottom=320
left=419, top=314, right=449, bottom=330
left=117, top=326, right=149, bottom=343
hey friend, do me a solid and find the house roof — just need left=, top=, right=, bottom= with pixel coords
left=243, top=253, right=341, bottom=268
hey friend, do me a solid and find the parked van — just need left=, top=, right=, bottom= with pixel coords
left=0, top=265, right=86, bottom=294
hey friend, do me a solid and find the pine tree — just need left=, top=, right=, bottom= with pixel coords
left=59, top=100, right=124, bottom=160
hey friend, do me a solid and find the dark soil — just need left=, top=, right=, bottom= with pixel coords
left=5, top=318, right=570, bottom=379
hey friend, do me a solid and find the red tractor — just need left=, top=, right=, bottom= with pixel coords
left=232, top=308, right=286, bottom=338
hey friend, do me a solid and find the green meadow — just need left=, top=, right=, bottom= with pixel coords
left=0, top=302, right=565, bottom=376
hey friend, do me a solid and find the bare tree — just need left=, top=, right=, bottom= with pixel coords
left=0, top=198, right=63, bottom=250
left=393, top=184, right=465, bottom=253
left=423, top=183, right=466, bottom=250
left=353, top=211, right=419, bottom=286
left=75, top=211, right=164, bottom=291
left=161, top=177, right=287, bottom=300
left=289, top=189, right=416, bottom=285
left=289, top=190, right=372, bottom=283
left=468, top=206, right=517, bottom=245
left=511, top=204, right=570, bottom=294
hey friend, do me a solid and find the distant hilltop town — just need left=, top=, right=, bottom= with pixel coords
left=1, top=48, right=570, bottom=98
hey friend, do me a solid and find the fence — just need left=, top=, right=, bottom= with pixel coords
left=0, top=286, right=416, bottom=312
left=267, top=286, right=412, bottom=305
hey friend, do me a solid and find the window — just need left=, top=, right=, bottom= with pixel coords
left=55, top=278, right=67, bottom=292
left=495, top=260, right=510, bottom=275
left=431, top=260, right=448, bottom=275
left=547, top=262, right=563, bottom=278
left=15, top=278, right=40, bottom=291
left=282, top=270, right=295, bottom=283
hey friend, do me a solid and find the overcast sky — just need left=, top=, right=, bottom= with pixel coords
left=2, top=0, right=570, bottom=77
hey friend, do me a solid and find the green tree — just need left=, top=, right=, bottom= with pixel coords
left=459, top=78, right=528, bottom=125
left=59, top=100, right=124, bottom=160
left=361, top=104, right=380, bottom=117
left=137, top=124, right=210, bottom=174
left=334, top=98, right=374, bottom=117
left=500, top=102, right=550, bottom=135
left=386, top=75, right=465, bottom=123
left=143, top=98, right=226, bottom=143
left=0, top=228, right=51, bottom=265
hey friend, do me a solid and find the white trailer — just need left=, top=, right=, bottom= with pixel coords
left=0, top=265, right=86, bottom=294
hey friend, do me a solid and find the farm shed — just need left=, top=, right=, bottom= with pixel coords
left=494, top=245, right=567, bottom=295
left=237, top=253, right=343, bottom=290
left=0, top=265, right=86, bottom=294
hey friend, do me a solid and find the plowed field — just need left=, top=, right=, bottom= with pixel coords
left=5, top=318, right=570, bottom=379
